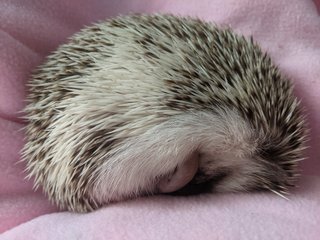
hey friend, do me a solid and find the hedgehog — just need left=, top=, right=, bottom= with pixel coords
left=22, top=14, right=307, bottom=212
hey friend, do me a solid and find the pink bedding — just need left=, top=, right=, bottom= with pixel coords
left=1, top=0, right=320, bottom=239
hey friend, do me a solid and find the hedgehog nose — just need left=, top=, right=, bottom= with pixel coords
left=157, top=152, right=199, bottom=193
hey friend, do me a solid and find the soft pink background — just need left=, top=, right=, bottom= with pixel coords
left=0, top=0, right=319, bottom=239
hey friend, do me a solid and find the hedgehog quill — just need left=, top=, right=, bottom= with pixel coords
left=22, top=14, right=307, bottom=212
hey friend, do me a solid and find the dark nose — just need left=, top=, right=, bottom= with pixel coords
left=167, top=170, right=228, bottom=196
left=169, top=180, right=214, bottom=196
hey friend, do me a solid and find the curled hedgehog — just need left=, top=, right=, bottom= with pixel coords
left=22, top=14, right=307, bottom=212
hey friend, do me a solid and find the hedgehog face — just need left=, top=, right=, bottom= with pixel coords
left=167, top=152, right=291, bottom=197
left=155, top=108, right=305, bottom=199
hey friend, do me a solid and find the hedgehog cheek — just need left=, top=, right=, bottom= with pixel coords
left=157, top=151, right=199, bottom=193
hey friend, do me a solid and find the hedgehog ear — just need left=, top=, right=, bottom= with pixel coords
left=157, top=151, right=199, bottom=193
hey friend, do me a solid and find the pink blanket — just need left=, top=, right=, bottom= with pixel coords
left=1, top=0, right=320, bottom=239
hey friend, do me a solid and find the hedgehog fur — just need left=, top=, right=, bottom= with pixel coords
left=22, top=14, right=307, bottom=212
